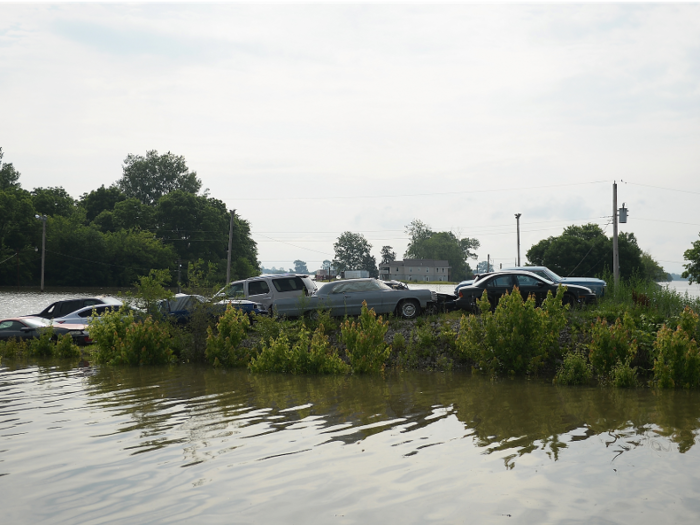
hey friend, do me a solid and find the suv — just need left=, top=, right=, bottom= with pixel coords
left=215, top=274, right=317, bottom=311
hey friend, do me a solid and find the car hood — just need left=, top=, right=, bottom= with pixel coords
left=559, top=277, right=606, bottom=285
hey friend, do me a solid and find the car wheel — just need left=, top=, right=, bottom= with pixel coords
left=398, top=300, right=420, bottom=320
left=563, top=293, right=576, bottom=307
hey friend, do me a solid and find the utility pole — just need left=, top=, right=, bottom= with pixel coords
left=177, top=259, right=182, bottom=293
left=515, top=213, right=522, bottom=266
left=612, top=182, right=619, bottom=288
left=226, top=209, right=235, bottom=284
left=35, top=214, right=47, bottom=292
left=487, top=254, right=490, bottom=273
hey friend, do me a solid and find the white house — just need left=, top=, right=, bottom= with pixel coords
left=378, top=259, right=451, bottom=282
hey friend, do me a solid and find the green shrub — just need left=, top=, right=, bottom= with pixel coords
left=54, top=333, right=80, bottom=358
left=205, top=305, right=251, bottom=367
left=0, top=338, right=29, bottom=358
left=653, top=308, right=700, bottom=388
left=29, top=327, right=55, bottom=357
left=610, top=357, right=638, bottom=388
left=250, top=326, right=349, bottom=374
left=92, top=311, right=174, bottom=365
left=340, top=301, right=391, bottom=374
left=456, top=288, right=566, bottom=377
left=392, top=332, right=406, bottom=352
left=588, top=314, right=637, bottom=375
left=554, top=351, right=593, bottom=385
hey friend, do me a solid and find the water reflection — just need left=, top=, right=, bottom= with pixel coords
left=77, top=367, right=700, bottom=467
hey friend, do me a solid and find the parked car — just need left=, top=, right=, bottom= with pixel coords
left=273, top=278, right=437, bottom=319
left=28, top=296, right=122, bottom=320
left=214, top=274, right=317, bottom=311
left=503, top=266, right=607, bottom=297
left=53, top=303, right=123, bottom=324
left=454, top=270, right=597, bottom=312
left=158, top=294, right=266, bottom=324
left=0, top=317, right=92, bottom=345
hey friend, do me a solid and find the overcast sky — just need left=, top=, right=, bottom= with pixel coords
left=2, top=3, right=699, bottom=275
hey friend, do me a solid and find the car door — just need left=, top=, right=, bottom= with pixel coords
left=515, top=274, right=548, bottom=303
left=0, top=320, right=29, bottom=340
left=325, top=282, right=361, bottom=316
left=247, top=280, right=273, bottom=309
left=485, top=275, right=516, bottom=306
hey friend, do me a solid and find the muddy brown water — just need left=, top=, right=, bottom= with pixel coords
left=2, top=363, right=700, bottom=524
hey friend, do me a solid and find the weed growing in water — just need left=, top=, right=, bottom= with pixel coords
left=588, top=314, right=637, bottom=375
left=610, top=356, right=638, bottom=388
left=554, top=351, right=593, bottom=385
left=205, top=305, right=251, bottom=367
left=653, top=308, right=700, bottom=388
left=340, top=301, right=390, bottom=373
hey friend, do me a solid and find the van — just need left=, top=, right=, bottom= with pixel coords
left=215, top=274, right=317, bottom=311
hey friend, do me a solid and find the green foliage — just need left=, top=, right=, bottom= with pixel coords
left=588, top=315, right=637, bottom=375
left=526, top=223, right=654, bottom=280
left=404, top=219, right=479, bottom=282
left=333, top=231, right=378, bottom=277
left=610, top=357, right=638, bottom=388
left=0, top=338, right=29, bottom=358
left=91, top=310, right=174, bottom=365
left=392, top=332, right=406, bottom=351
left=456, top=288, right=567, bottom=377
left=340, top=302, right=391, bottom=373
left=54, top=334, right=81, bottom=358
left=118, top=150, right=202, bottom=206
left=130, top=269, right=174, bottom=315
left=205, top=306, right=251, bottom=367
left=29, top=327, right=55, bottom=357
left=554, top=351, right=593, bottom=385
left=250, top=326, right=349, bottom=374
left=0, top=147, right=21, bottom=190
left=682, top=234, right=700, bottom=284
left=653, top=308, right=700, bottom=388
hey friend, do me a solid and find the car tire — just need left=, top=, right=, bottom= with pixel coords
left=562, top=293, right=576, bottom=307
left=398, top=300, right=420, bottom=320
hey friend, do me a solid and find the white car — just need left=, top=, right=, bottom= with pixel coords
left=53, top=302, right=123, bottom=324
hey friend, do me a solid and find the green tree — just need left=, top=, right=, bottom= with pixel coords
left=80, top=185, right=127, bottom=222
left=118, top=150, right=202, bottom=205
left=294, top=260, right=309, bottom=273
left=0, top=147, right=21, bottom=190
left=404, top=219, right=479, bottom=281
left=32, top=187, right=76, bottom=218
left=380, top=245, right=396, bottom=264
left=526, top=223, right=649, bottom=280
left=682, top=235, right=700, bottom=284
left=333, top=232, right=377, bottom=277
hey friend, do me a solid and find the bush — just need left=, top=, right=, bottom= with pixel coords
left=205, top=305, right=251, bottom=367
left=653, top=308, right=700, bottom=388
left=249, top=326, right=349, bottom=375
left=610, top=357, right=638, bottom=388
left=588, top=314, right=637, bottom=375
left=554, top=351, right=592, bottom=385
left=0, top=338, right=29, bottom=358
left=456, top=288, right=567, bottom=377
left=92, top=311, right=174, bottom=365
left=54, top=333, right=81, bottom=358
left=29, top=327, right=55, bottom=357
left=340, top=301, right=391, bottom=373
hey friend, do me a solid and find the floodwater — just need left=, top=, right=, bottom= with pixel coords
left=2, top=364, right=700, bottom=524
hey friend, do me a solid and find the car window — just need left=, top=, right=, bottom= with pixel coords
left=225, top=282, right=245, bottom=298
left=248, top=281, right=270, bottom=296
left=59, top=300, right=82, bottom=317
left=0, top=321, right=13, bottom=330
left=272, top=277, right=305, bottom=293
left=487, top=275, right=515, bottom=287
left=78, top=308, right=95, bottom=318
left=83, top=299, right=100, bottom=307
left=516, top=275, right=541, bottom=286
left=341, top=281, right=375, bottom=293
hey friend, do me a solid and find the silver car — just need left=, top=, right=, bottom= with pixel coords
left=273, top=278, right=437, bottom=319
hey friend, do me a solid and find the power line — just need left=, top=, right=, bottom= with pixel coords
left=625, top=181, right=700, bottom=196
left=235, top=180, right=608, bottom=201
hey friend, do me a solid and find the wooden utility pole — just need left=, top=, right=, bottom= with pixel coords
left=515, top=213, right=522, bottom=266
left=612, top=182, right=619, bottom=288
left=226, top=209, right=235, bottom=284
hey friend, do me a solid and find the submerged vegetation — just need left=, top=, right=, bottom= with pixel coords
left=3, top=274, right=700, bottom=389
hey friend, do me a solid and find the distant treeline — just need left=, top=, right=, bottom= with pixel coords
left=0, top=148, right=259, bottom=288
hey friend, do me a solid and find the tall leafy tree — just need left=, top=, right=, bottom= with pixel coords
left=0, top=147, right=21, bottom=190
left=404, top=219, right=479, bottom=281
left=333, top=232, right=377, bottom=277
left=118, top=150, right=202, bottom=205
left=380, top=245, right=396, bottom=264
left=294, top=260, right=309, bottom=273
left=526, top=223, right=654, bottom=280
left=80, top=185, right=127, bottom=222
left=32, top=187, right=76, bottom=218
left=682, top=234, right=700, bottom=284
